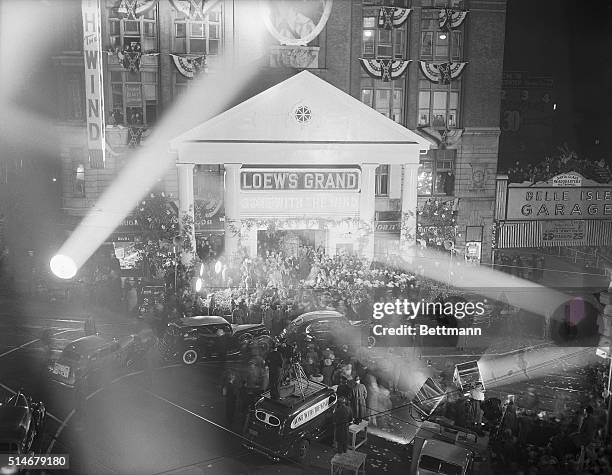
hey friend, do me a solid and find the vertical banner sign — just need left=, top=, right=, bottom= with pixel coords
left=82, top=0, right=106, bottom=169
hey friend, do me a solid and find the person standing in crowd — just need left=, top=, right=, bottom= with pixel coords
left=321, top=358, right=334, bottom=387
left=333, top=397, right=353, bottom=454
left=350, top=375, right=368, bottom=423
left=126, top=282, right=138, bottom=316
left=570, top=405, right=598, bottom=451
left=469, top=382, right=485, bottom=435
left=337, top=376, right=351, bottom=401
left=263, top=303, right=274, bottom=330
left=265, top=345, right=284, bottom=400
left=223, top=374, right=237, bottom=428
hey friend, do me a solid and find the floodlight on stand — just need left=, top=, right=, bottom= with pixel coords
left=50, top=254, right=77, bottom=279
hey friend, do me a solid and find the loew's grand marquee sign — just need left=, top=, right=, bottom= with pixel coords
left=241, top=169, right=360, bottom=191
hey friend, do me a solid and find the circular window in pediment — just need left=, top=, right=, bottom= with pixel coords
left=294, top=105, right=312, bottom=124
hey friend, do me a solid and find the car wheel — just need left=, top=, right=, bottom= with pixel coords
left=294, top=439, right=309, bottom=462
left=182, top=349, right=198, bottom=365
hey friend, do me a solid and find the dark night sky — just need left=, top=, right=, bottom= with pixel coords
left=503, top=0, right=612, bottom=165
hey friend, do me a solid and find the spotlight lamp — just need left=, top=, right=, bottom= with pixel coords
left=50, top=254, right=77, bottom=280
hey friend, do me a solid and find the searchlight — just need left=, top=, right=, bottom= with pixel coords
left=50, top=254, right=77, bottom=280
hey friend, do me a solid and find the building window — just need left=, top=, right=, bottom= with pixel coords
left=173, top=6, right=222, bottom=55
left=108, top=6, right=157, bottom=52
left=108, top=70, right=157, bottom=126
left=418, top=79, right=460, bottom=129
left=420, top=2, right=464, bottom=62
left=418, top=150, right=456, bottom=196
left=375, top=165, right=389, bottom=196
left=361, top=8, right=407, bottom=123
left=361, top=80, right=404, bottom=123
left=362, top=10, right=406, bottom=59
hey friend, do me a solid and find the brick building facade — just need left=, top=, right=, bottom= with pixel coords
left=53, top=0, right=507, bottom=270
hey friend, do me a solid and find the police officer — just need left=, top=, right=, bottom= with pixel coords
left=265, top=345, right=284, bottom=400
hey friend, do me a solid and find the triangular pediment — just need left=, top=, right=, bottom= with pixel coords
left=170, top=71, right=431, bottom=148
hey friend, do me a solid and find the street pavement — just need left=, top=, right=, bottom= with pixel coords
left=0, top=295, right=409, bottom=474
left=0, top=291, right=603, bottom=474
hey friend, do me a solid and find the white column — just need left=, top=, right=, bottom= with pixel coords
left=359, top=163, right=378, bottom=259
left=177, top=163, right=196, bottom=263
left=400, top=164, right=419, bottom=254
left=224, top=163, right=242, bottom=259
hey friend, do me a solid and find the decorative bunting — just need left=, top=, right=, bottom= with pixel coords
left=105, top=45, right=159, bottom=72
left=359, top=58, right=411, bottom=82
left=170, top=54, right=207, bottom=78
left=419, top=61, right=467, bottom=84
left=438, top=8, right=468, bottom=31
left=169, top=0, right=221, bottom=21
left=118, top=50, right=142, bottom=72
left=117, top=0, right=159, bottom=20
left=378, top=7, right=411, bottom=29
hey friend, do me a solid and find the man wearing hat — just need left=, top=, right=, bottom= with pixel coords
left=350, top=375, right=368, bottom=423
left=333, top=397, right=353, bottom=453
left=265, top=344, right=284, bottom=400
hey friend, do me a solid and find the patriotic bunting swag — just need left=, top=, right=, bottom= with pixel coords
left=419, top=61, right=467, bottom=85
left=169, top=0, right=221, bottom=20
left=438, top=8, right=469, bottom=31
left=171, top=54, right=207, bottom=79
left=118, top=50, right=142, bottom=72
left=117, top=0, right=159, bottom=20
left=359, top=58, right=411, bottom=82
left=378, top=7, right=411, bottom=29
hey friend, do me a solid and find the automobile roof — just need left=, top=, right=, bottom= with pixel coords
left=63, top=335, right=111, bottom=354
left=421, top=438, right=471, bottom=465
left=172, top=316, right=230, bottom=327
left=290, top=311, right=345, bottom=325
left=258, top=378, right=333, bottom=414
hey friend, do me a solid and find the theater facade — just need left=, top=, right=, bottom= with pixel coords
left=170, top=71, right=430, bottom=259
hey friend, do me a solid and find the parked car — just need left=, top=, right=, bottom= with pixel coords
left=409, top=437, right=477, bottom=475
left=243, top=378, right=337, bottom=462
left=280, top=311, right=368, bottom=350
left=47, top=335, right=123, bottom=390
left=159, top=316, right=272, bottom=365
left=0, top=391, right=46, bottom=458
